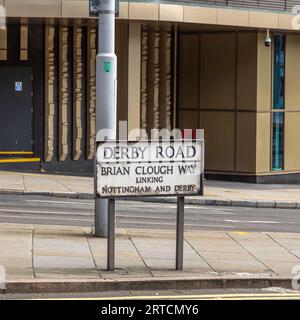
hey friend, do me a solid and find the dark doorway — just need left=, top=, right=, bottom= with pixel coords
left=0, top=66, right=33, bottom=151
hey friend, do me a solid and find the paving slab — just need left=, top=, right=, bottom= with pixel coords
left=0, top=229, right=33, bottom=276
left=23, top=175, right=68, bottom=194
left=87, top=236, right=147, bottom=270
left=0, top=223, right=299, bottom=292
left=186, top=234, right=270, bottom=274
left=33, top=228, right=98, bottom=279
left=229, top=232, right=300, bottom=275
left=204, top=260, right=271, bottom=274
left=0, top=172, right=24, bottom=191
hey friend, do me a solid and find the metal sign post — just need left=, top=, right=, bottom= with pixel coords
left=107, top=198, right=116, bottom=271
left=107, top=196, right=186, bottom=272
left=176, top=196, right=185, bottom=271
left=97, top=139, right=204, bottom=271
left=94, top=0, right=118, bottom=237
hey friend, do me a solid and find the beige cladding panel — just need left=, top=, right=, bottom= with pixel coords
left=129, top=2, right=158, bottom=21
left=200, top=33, right=236, bottom=110
left=62, top=0, right=88, bottom=18
left=5, top=0, right=62, bottom=17
left=160, top=4, right=183, bottom=22
left=0, top=1, right=297, bottom=31
left=236, top=112, right=256, bottom=173
left=118, top=2, right=128, bottom=20
left=237, top=33, right=257, bottom=110
left=200, top=111, right=235, bottom=172
left=285, top=34, right=300, bottom=111
left=256, top=112, right=271, bottom=173
left=278, top=14, right=294, bottom=30
left=257, top=32, right=272, bottom=112
left=249, top=11, right=278, bottom=29
left=183, top=6, right=217, bottom=24
left=178, top=34, right=199, bottom=110
left=285, top=112, right=300, bottom=171
left=217, top=8, right=249, bottom=27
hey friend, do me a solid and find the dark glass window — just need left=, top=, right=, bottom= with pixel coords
left=272, top=35, right=285, bottom=171
left=273, top=35, right=285, bottom=110
left=272, top=112, right=284, bottom=171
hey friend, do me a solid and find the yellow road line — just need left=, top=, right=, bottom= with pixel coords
left=0, top=158, right=40, bottom=163
left=0, top=151, right=34, bottom=155
left=36, top=292, right=300, bottom=301
left=233, top=231, right=250, bottom=236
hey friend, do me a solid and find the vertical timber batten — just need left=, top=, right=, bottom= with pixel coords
left=0, top=26, right=7, bottom=60
left=147, top=27, right=160, bottom=132
left=59, top=24, right=69, bottom=161
left=127, top=23, right=141, bottom=136
left=73, top=23, right=83, bottom=161
left=159, top=27, right=172, bottom=131
left=140, top=25, right=174, bottom=134
left=87, top=24, right=96, bottom=160
left=153, top=28, right=160, bottom=130
left=45, top=24, right=55, bottom=162
left=20, top=18, right=28, bottom=61
left=140, top=26, right=148, bottom=132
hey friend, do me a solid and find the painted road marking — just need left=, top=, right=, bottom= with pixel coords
left=225, top=219, right=284, bottom=224
left=0, top=208, right=92, bottom=216
left=0, top=208, right=229, bottom=222
left=120, top=202, right=235, bottom=211
left=36, top=292, right=300, bottom=300
left=0, top=214, right=92, bottom=222
left=233, top=231, right=250, bottom=236
left=25, top=200, right=91, bottom=205
left=0, top=212, right=235, bottom=228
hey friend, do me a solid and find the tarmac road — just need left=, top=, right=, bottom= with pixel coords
left=0, top=195, right=300, bottom=233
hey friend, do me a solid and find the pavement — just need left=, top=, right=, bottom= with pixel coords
left=0, top=223, right=300, bottom=294
left=0, top=171, right=300, bottom=294
left=0, top=171, right=300, bottom=208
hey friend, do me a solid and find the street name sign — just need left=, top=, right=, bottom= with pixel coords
left=96, top=139, right=205, bottom=272
left=96, top=140, right=204, bottom=198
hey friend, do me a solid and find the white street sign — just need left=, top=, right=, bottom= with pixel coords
left=96, top=140, right=204, bottom=198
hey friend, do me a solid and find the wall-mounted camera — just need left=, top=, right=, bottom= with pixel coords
left=265, top=29, right=272, bottom=47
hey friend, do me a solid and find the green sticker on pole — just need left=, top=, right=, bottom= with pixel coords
left=103, top=61, right=112, bottom=73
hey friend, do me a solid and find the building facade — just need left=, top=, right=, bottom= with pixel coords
left=0, top=0, right=300, bottom=182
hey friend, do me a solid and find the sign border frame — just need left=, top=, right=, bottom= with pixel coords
left=96, top=139, right=205, bottom=199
